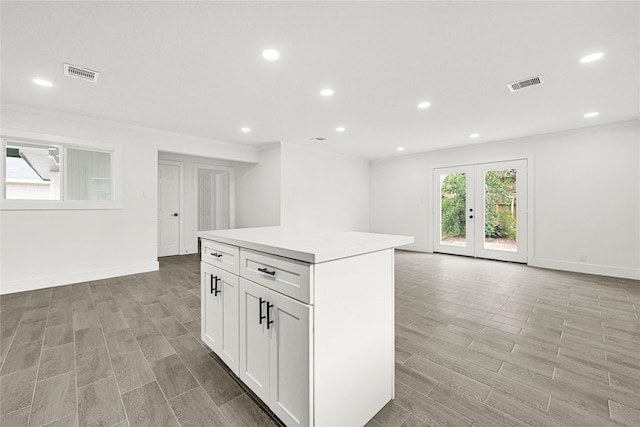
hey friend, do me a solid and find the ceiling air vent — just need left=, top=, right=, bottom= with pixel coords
left=64, top=63, right=99, bottom=83
left=507, top=75, right=544, bottom=92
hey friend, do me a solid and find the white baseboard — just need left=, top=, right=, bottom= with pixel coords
left=529, top=258, right=640, bottom=281
left=0, top=261, right=160, bottom=295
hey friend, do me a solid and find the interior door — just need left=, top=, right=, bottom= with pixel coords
left=434, top=160, right=527, bottom=263
left=158, top=163, right=180, bottom=257
left=198, top=169, right=214, bottom=231
left=197, top=168, right=231, bottom=232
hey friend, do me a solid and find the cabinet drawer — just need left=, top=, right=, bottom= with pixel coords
left=240, top=249, right=312, bottom=304
left=201, top=239, right=240, bottom=275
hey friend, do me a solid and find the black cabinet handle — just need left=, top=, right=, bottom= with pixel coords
left=210, top=252, right=223, bottom=258
left=214, top=276, right=221, bottom=296
left=266, top=302, right=274, bottom=329
left=259, top=297, right=266, bottom=324
left=210, top=275, right=216, bottom=294
left=258, top=267, right=276, bottom=276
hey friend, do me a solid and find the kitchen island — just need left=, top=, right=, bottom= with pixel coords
left=198, top=227, right=413, bottom=427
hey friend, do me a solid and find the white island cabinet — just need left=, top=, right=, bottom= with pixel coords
left=199, top=227, right=413, bottom=427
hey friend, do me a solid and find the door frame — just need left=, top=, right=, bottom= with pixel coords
left=158, top=160, right=184, bottom=257
left=428, top=155, right=534, bottom=264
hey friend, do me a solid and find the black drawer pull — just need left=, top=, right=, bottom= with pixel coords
left=210, top=252, right=223, bottom=258
left=258, top=267, right=276, bottom=276
left=259, top=297, right=267, bottom=324
left=266, top=302, right=274, bottom=329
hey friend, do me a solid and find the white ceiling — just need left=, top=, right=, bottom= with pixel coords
left=1, top=1, right=638, bottom=160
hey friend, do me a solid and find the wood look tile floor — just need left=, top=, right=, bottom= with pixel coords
left=1, top=251, right=638, bottom=427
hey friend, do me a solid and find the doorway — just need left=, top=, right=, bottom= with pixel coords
left=158, top=161, right=182, bottom=257
left=433, top=159, right=527, bottom=263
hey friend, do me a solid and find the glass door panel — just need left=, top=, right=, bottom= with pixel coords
left=483, top=168, right=517, bottom=252
left=440, top=172, right=467, bottom=247
left=434, top=166, right=474, bottom=257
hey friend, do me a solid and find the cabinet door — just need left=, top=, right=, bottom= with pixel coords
left=269, top=291, right=311, bottom=427
left=201, top=263, right=221, bottom=352
left=239, top=278, right=271, bottom=403
left=217, top=269, right=239, bottom=375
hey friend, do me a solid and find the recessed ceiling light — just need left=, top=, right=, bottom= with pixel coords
left=580, top=52, right=604, bottom=63
left=241, top=127, right=251, bottom=133
left=584, top=112, right=599, bottom=118
left=469, top=133, right=480, bottom=138
left=32, top=78, right=53, bottom=87
left=336, top=127, right=345, bottom=132
left=320, top=88, right=334, bottom=97
left=262, top=49, right=280, bottom=61
left=417, top=102, right=431, bottom=109
left=397, top=147, right=405, bottom=151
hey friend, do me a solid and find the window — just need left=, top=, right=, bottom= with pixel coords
left=5, top=141, right=61, bottom=200
left=1, top=131, right=122, bottom=210
left=66, top=148, right=112, bottom=200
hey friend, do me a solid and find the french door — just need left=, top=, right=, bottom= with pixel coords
left=434, top=160, right=527, bottom=263
left=197, top=167, right=231, bottom=232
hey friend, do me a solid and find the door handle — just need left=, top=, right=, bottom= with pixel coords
left=172, top=213, right=178, bottom=217
left=214, top=276, right=221, bottom=296
left=266, top=302, right=274, bottom=329
left=259, top=297, right=266, bottom=324
left=210, top=275, right=216, bottom=294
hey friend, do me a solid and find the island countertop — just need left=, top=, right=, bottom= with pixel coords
left=198, top=226, right=414, bottom=263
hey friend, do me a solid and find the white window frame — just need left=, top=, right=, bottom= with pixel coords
left=1, top=129, right=123, bottom=210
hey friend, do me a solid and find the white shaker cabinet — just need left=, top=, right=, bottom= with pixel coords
left=239, top=278, right=311, bottom=427
left=199, top=226, right=413, bottom=427
left=200, top=262, right=240, bottom=375
left=238, top=278, right=270, bottom=400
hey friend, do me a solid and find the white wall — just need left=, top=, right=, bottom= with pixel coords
left=234, top=143, right=371, bottom=232
left=280, top=144, right=370, bottom=231
left=235, top=144, right=282, bottom=228
left=371, top=121, right=640, bottom=280
left=0, top=106, right=259, bottom=294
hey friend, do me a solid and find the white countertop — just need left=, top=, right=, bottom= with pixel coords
left=198, top=226, right=414, bottom=263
